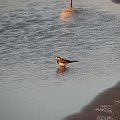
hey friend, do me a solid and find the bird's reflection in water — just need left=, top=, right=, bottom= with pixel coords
left=57, top=66, right=69, bottom=75
left=60, top=7, right=80, bottom=23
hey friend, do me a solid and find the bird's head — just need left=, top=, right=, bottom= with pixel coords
left=55, top=56, right=61, bottom=61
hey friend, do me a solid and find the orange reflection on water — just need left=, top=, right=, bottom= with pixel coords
left=60, top=7, right=80, bottom=23
left=60, top=7, right=73, bottom=22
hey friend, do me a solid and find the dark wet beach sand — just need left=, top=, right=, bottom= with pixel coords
left=112, top=0, right=120, bottom=3
left=63, top=82, right=120, bottom=120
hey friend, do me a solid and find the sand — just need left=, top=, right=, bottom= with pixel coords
left=64, top=82, right=120, bottom=120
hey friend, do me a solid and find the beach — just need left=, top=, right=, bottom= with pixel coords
left=64, top=82, right=120, bottom=120
left=0, top=0, right=120, bottom=120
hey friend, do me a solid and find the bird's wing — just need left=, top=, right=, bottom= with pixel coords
left=60, top=58, right=70, bottom=64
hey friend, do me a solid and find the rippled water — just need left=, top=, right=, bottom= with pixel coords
left=0, top=0, right=120, bottom=120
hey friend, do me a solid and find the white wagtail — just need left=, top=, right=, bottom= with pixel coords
left=55, top=56, right=78, bottom=67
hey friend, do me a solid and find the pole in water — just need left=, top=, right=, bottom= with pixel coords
left=70, top=0, right=72, bottom=8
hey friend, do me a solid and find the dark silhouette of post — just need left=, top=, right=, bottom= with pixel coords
left=70, top=0, right=72, bottom=8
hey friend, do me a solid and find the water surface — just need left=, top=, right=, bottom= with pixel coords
left=0, top=0, right=120, bottom=120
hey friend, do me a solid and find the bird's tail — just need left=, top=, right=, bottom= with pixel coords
left=69, top=60, right=79, bottom=63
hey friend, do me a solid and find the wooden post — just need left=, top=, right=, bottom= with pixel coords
left=71, top=0, right=72, bottom=8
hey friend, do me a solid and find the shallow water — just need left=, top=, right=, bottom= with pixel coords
left=0, top=0, right=120, bottom=120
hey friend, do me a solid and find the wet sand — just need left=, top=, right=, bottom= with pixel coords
left=83, top=0, right=120, bottom=15
left=112, top=0, right=120, bottom=3
left=63, top=82, right=120, bottom=120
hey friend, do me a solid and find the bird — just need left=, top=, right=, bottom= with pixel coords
left=55, top=56, right=78, bottom=67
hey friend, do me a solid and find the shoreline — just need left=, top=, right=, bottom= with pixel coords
left=63, top=82, right=120, bottom=120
